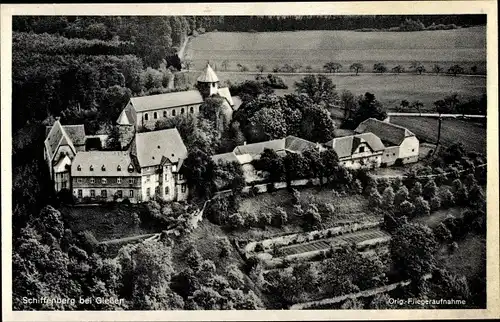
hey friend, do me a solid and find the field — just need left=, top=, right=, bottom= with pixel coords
left=185, top=27, right=486, bottom=73
left=390, top=117, right=486, bottom=154
left=280, top=228, right=388, bottom=256
left=60, top=204, right=161, bottom=242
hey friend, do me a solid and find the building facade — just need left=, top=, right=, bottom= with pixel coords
left=325, top=133, right=384, bottom=169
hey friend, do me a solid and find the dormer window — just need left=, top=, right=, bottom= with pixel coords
left=90, top=165, right=94, bottom=171
left=117, top=165, right=121, bottom=171
left=101, top=165, right=106, bottom=171
left=128, top=163, right=134, bottom=172
left=77, top=165, right=81, bottom=171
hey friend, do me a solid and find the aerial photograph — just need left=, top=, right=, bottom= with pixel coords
left=10, top=14, right=488, bottom=311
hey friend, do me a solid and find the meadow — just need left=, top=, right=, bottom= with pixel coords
left=390, top=117, right=486, bottom=154
left=185, top=26, right=486, bottom=74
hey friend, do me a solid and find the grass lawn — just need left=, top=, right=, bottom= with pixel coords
left=437, top=233, right=485, bottom=281
left=186, top=27, right=485, bottom=73
left=390, top=117, right=486, bottom=154
left=60, top=204, right=162, bottom=242
left=235, top=187, right=374, bottom=241
left=412, top=206, right=463, bottom=229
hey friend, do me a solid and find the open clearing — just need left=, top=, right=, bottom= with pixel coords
left=61, top=204, right=161, bottom=242
left=185, top=27, right=486, bottom=73
left=280, top=228, right=388, bottom=256
left=390, top=117, right=486, bottom=154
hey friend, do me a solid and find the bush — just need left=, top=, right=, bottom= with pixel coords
left=368, top=188, right=382, bottom=208
left=439, top=188, right=455, bottom=208
left=430, top=196, right=442, bottom=211
left=228, top=213, right=245, bottom=230
left=413, top=196, right=431, bottom=217
left=291, top=188, right=301, bottom=204
left=218, top=237, right=232, bottom=258
left=132, top=212, right=141, bottom=227
left=274, top=207, right=288, bottom=227
left=254, top=242, right=264, bottom=252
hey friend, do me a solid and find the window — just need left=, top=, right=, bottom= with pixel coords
left=155, top=186, right=160, bottom=195
left=78, top=190, right=82, bottom=198
left=129, top=190, right=134, bottom=197
left=190, top=106, right=194, bottom=114
left=144, top=113, right=149, bottom=121
left=117, top=190, right=122, bottom=198
left=62, top=182, right=67, bottom=189
left=90, top=178, right=95, bottom=184
left=386, top=154, right=389, bottom=157
left=77, top=178, right=83, bottom=183
left=154, top=112, right=158, bottom=119
left=181, top=184, right=187, bottom=193
left=146, top=175, right=151, bottom=182
left=77, top=165, right=81, bottom=171
left=412, top=149, right=415, bottom=152
left=101, top=165, right=106, bottom=171
left=146, top=188, right=151, bottom=197
left=181, top=108, right=185, bottom=114
left=128, top=178, right=134, bottom=184
left=172, top=109, right=176, bottom=117
left=101, top=190, right=107, bottom=198
left=165, top=186, right=170, bottom=195
left=90, top=165, right=94, bottom=171
left=90, top=189, right=95, bottom=198
left=359, top=146, right=365, bottom=153
left=117, top=178, right=122, bottom=184
left=101, top=178, right=107, bottom=184
left=163, top=111, right=167, bottom=117
left=117, top=165, right=121, bottom=171
left=393, top=153, right=396, bottom=156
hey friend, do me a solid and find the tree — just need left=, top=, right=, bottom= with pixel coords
left=183, top=147, right=217, bottom=200
left=413, top=196, right=431, bottom=217
left=294, top=74, right=339, bottom=106
left=256, top=64, right=265, bottom=73
left=300, top=106, right=337, bottom=143
left=394, top=186, right=409, bottom=207
left=470, top=65, right=478, bottom=74
left=410, top=100, right=424, bottom=114
left=410, top=61, right=426, bottom=75
left=254, top=148, right=285, bottom=183
left=304, top=204, right=322, bottom=230
left=323, top=62, right=342, bottom=73
left=340, top=89, right=356, bottom=120
left=350, top=92, right=387, bottom=127
left=432, top=64, right=443, bottom=75
left=381, top=186, right=395, bottom=210
left=397, top=200, right=415, bottom=218
left=391, top=65, right=405, bottom=74
left=373, top=62, right=388, bottom=73
left=390, top=223, right=438, bottom=280
left=368, top=188, right=382, bottom=208
left=410, top=181, right=423, bottom=200
left=100, top=85, right=131, bottom=120
left=448, top=64, right=464, bottom=76
left=422, top=179, right=438, bottom=200
left=221, top=60, right=229, bottom=71
left=246, top=107, right=287, bottom=142
left=350, top=63, right=364, bottom=75
left=398, top=99, right=410, bottom=112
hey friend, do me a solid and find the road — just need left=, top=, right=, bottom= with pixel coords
left=387, top=112, right=486, bottom=118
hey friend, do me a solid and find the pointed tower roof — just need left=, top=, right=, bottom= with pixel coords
left=197, top=63, right=219, bottom=83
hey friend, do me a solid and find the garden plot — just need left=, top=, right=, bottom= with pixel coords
left=280, top=229, right=390, bottom=257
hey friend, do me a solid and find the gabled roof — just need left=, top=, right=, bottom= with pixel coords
left=44, top=120, right=77, bottom=162
left=197, top=63, right=219, bottom=83
left=135, top=128, right=187, bottom=168
left=211, top=152, right=240, bottom=164
left=325, top=132, right=385, bottom=158
left=355, top=118, right=415, bottom=146
left=46, top=124, right=86, bottom=146
left=130, top=90, right=204, bottom=113
left=117, top=109, right=131, bottom=125
left=285, top=135, right=319, bottom=153
left=217, top=87, right=234, bottom=106
left=233, top=139, right=286, bottom=158
left=71, top=151, right=140, bottom=177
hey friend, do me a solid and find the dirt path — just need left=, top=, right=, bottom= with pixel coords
left=177, top=35, right=191, bottom=61
left=99, top=233, right=157, bottom=245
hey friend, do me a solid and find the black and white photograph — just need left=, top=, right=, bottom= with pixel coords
left=1, top=1, right=498, bottom=320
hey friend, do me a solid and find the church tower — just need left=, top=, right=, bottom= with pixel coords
left=197, top=63, right=219, bottom=98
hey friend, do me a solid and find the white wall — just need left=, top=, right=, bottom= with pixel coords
left=398, top=136, right=419, bottom=161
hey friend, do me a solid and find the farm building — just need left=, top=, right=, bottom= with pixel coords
left=324, top=133, right=384, bottom=169
left=355, top=118, right=419, bottom=166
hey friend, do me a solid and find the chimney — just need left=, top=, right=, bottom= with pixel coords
left=243, top=141, right=247, bottom=146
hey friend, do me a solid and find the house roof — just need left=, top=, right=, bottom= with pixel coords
left=211, top=152, right=240, bottom=164
left=231, top=96, right=243, bottom=111
left=71, top=151, right=140, bottom=177
left=217, top=87, right=234, bottom=106
left=135, top=128, right=187, bottom=168
left=44, top=120, right=77, bottom=162
left=233, top=139, right=286, bottom=158
left=130, top=90, right=204, bottom=113
left=197, top=63, right=219, bottom=83
left=285, top=135, right=319, bottom=153
left=355, top=118, right=415, bottom=146
left=117, top=109, right=131, bottom=125
left=325, top=132, right=385, bottom=158
left=45, top=124, right=86, bottom=146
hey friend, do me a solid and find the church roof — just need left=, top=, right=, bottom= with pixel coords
left=134, top=128, right=187, bottom=168
left=130, top=90, right=204, bottom=113
left=197, top=63, right=219, bottom=83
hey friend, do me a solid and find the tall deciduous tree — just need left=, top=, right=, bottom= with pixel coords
left=294, top=74, right=339, bottom=106
left=350, top=63, right=364, bottom=75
